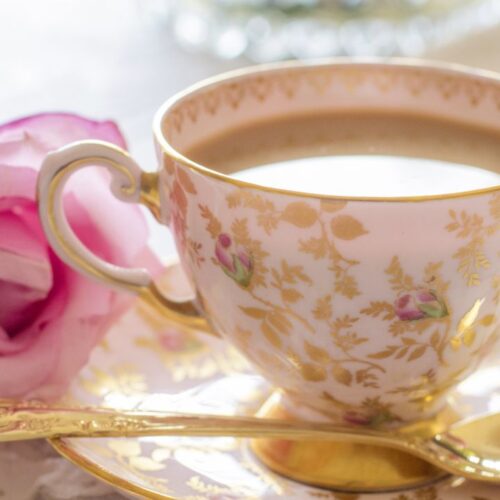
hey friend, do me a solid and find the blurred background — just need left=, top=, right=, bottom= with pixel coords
left=1, top=0, right=500, bottom=256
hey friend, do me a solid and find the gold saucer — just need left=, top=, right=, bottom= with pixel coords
left=252, top=391, right=458, bottom=493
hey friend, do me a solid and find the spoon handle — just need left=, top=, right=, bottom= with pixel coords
left=0, top=404, right=407, bottom=447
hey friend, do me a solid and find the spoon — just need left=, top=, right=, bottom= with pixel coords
left=0, top=404, right=498, bottom=483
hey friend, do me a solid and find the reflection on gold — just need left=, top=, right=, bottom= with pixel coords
left=450, top=297, right=484, bottom=350
left=458, top=298, right=485, bottom=335
left=251, top=393, right=448, bottom=493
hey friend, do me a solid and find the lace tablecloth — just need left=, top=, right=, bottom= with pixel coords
left=1, top=1, right=499, bottom=498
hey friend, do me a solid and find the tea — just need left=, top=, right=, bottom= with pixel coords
left=187, top=111, right=500, bottom=196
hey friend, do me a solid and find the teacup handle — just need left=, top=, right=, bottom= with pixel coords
left=37, top=140, right=211, bottom=333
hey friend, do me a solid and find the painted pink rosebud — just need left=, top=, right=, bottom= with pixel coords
left=215, top=233, right=253, bottom=287
left=343, top=411, right=372, bottom=426
left=395, top=289, right=448, bottom=321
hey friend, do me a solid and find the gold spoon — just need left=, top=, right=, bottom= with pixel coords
left=1, top=405, right=499, bottom=483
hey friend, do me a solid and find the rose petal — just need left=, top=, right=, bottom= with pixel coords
left=64, top=178, right=149, bottom=266
left=0, top=165, right=37, bottom=200
left=0, top=211, right=50, bottom=263
left=0, top=112, right=160, bottom=401
left=0, top=275, right=67, bottom=395
left=0, top=113, right=126, bottom=168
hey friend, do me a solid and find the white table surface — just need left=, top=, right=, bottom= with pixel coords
left=1, top=1, right=500, bottom=498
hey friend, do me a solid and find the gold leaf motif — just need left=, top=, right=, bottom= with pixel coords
left=184, top=97, right=199, bottom=122
left=333, top=315, right=358, bottom=330
left=368, top=346, right=397, bottom=359
left=395, top=346, right=409, bottom=359
left=233, top=325, right=252, bottom=352
left=261, top=322, right=281, bottom=348
left=80, top=365, right=147, bottom=397
left=267, top=310, right=292, bottom=334
left=301, top=362, right=327, bottom=382
left=225, top=82, right=244, bottom=108
left=281, top=201, right=318, bottom=228
left=489, top=192, right=500, bottom=220
left=446, top=205, right=496, bottom=287
left=450, top=337, right=461, bottom=351
left=463, top=328, right=477, bottom=347
left=198, top=204, right=222, bottom=239
left=332, top=364, right=353, bottom=386
left=177, top=167, right=197, bottom=194
left=304, top=340, right=331, bottom=364
left=320, top=199, right=348, bottom=213
left=330, top=214, right=368, bottom=240
left=334, top=272, right=360, bottom=299
left=281, top=288, right=302, bottom=303
left=401, top=337, right=416, bottom=345
left=187, top=475, right=246, bottom=496
left=430, top=330, right=440, bottom=349
left=129, top=456, right=166, bottom=472
left=355, top=368, right=380, bottom=389
left=151, top=448, right=171, bottom=462
left=408, top=345, right=427, bottom=361
left=203, top=89, right=220, bottom=114
left=389, top=321, right=406, bottom=337
left=361, top=301, right=395, bottom=321
left=299, top=236, right=328, bottom=259
left=108, top=440, right=141, bottom=457
left=480, top=314, right=495, bottom=326
left=226, top=191, right=242, bottom=208
left=313, top=295, right=333, bottom=320
left=249, top=75, right=272, bottom=101
left=280, top=260, right=313, bottom=285
left=385, top=256, right=415, bottom=293
left=257, top=212, right=280, bottom=234
left=240, top=306, right=267, bottom=319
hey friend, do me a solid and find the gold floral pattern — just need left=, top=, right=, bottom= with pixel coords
left=365, top=258, right=452, bottom=365
left=446, top=194, right=499, bottom=286
left=191, top=183, right=499, bottom=423
left=135, top=331, right=248, bottom=382
left=225, top=191, right=366, bottom=299
left=157, top=62, right=500, bottom=426
left=79, top=364, right=148, bottom=399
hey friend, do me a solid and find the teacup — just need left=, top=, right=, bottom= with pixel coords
left=38, top=60, right=499, bottom=430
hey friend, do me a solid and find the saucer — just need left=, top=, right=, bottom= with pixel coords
left=51, top=269, right=500, bottom=499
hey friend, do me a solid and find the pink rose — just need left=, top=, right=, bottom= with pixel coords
left=394, top=289, right=448, bottom=321
left=215, top=233, right=253, bottom=287
left=0, top=113, right=159, bottom=400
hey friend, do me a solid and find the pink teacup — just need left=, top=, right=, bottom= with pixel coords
left=38, top=60, right=499, bottom=430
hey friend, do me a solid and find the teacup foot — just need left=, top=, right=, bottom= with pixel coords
left=251, top=391, right=451, bottom=493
